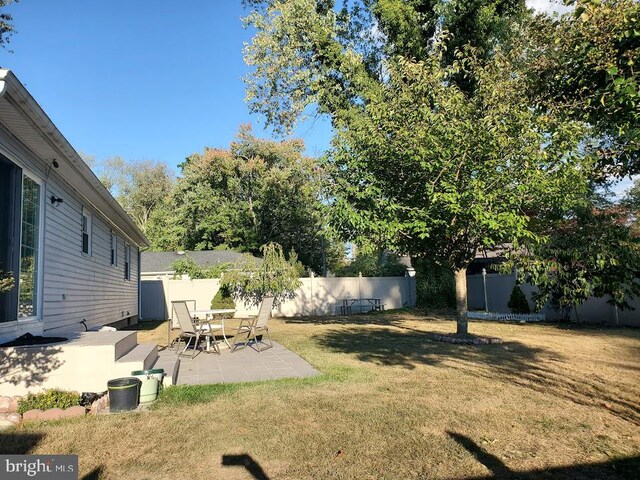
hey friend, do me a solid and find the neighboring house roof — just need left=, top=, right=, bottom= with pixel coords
left=141, top=250, right=247, bottom=273
left=0, top=69, right=148, bottom=247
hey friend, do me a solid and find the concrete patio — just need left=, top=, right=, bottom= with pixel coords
left=156, top=340, right=320, bottom=385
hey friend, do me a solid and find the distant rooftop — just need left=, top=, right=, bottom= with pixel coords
left=141, top=250, right=247, bottom=273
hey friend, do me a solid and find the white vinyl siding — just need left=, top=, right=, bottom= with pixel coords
left=41, top=175, right=140, bottom=332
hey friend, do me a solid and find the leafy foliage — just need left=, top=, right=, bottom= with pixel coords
left=413, top=258, right=456, bottom=309
left=170, top=256, right=231, bottom=279
left=509, top=207, right=640, bottom=317
left=333, top=251, right=406, bottom=277
left=243, top=0, right=528, bottom=133
left=97, top=157, right=174, bottom=234
left=0, top=268, right=14, bottom=294
left=507, top=285, right=531, bottom=314
left=621, top=177, right=640, bottom=234
left=0, top=0, right=17, bottom=50
left=17, top=389, right=81, bottom=415
left=221, top=242, right=302, bottom=307
left=525, top=0, right=640, bottom=176
left=210, top=286, right=236, bottom=310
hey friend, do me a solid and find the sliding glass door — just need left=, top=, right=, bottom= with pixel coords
left=0, top=155, right=42, bottom=323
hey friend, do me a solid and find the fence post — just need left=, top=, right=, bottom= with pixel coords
left=358, top=272, right=362, bottom=313
left=310, top=271, right=315, bottom=316
left=405, top=267, right=416, bottom=307
left=482, top=268, right=488, bottom=313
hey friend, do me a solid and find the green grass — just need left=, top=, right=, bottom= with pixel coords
left=1, top=312, right=639, bottom=480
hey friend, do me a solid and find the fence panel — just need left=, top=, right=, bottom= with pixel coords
left=142, top=275, right=416, bottom=320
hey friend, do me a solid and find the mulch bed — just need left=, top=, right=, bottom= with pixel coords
left=0, top=333, right=68, bottom=347
left=431, top=333, right=503, bottom=345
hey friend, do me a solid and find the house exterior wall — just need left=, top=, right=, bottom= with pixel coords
left=0, top=126, right=141, bottom=343
left=42, top=175, right=140, bottom=332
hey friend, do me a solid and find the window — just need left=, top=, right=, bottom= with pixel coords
left=18, top=175, right=41, bottom=319
left=81, top=208, right=92, bottom=255
left=110, top=231, right=117, bottom=266
left=124, top=244, right=131, bottom=281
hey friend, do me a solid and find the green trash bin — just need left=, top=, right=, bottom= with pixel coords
left=131, top=369, right=161, bottom=403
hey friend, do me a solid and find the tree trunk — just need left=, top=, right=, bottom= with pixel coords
left=454, top=267, right=468, bottom=335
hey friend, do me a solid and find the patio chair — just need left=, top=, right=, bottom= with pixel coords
left=231, top=296, right=275, bottom=353
left=173, top=301, right=219, bottom=358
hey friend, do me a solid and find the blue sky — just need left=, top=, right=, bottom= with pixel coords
left=0, top=0, right=333, bottom=176
left=0, top=0, right=635, bottom=195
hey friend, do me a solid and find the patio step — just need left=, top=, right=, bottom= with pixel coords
left=113, top=343, right=158, bottom=377
left=0, top=332, right=158, bottom=396
left=151, top=354, right=180, bottom=386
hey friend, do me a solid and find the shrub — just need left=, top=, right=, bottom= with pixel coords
left=413, top=258, right=456, bottom=309
left=17, top=389, right=81, bottom=414
left=211, top=285, right=235, bottom=309
left=221, top=242, right=302, bottom=307
left=508, top=285, right=531, bottom=314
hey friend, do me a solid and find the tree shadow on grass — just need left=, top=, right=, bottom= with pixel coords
left=0, top=432, right=44, bottom=454
left=316, top=326, right=640, bottom=425
left=447, top=431, right=640, bottom=479
left=81, top=466, right=105, bottom=480
left=282, top=308, right=452, bottom=328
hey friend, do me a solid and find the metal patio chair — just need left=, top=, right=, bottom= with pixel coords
left=231, top=296, right=275, bottom=353
left=173, top=301, right=219, bottom=358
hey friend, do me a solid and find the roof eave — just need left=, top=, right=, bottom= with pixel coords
left=0, top=69, right=150, bottom=248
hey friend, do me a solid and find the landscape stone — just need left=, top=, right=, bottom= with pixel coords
left=0, top=396, right=10, bottom=413
left=40, top=408, right=64, bottom=421
left=22, top=409, right=45, bottom=421
left=6, top=413, right=21, bottom=424
left=61, top=406, right=86, bottom=418
left=0, top=419, right=14, bottom=431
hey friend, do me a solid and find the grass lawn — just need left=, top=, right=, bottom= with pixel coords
left=0, top=311, right=639, bottom=479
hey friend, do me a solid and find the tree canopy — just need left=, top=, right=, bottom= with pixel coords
left=220, top=242, right=303, bottom=307
left=508, top=205, right=640, bottom=318
left=148, top=126, right=342, bottom=274
left=525, top=0, right=640, bottom=176
left=0, top=0, right=17, bottom=51
left=99, top=157, right=174, bottom=235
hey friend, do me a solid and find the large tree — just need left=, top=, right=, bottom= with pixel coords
left=97, top=157, right=174, bottom=234
left=507, top=204, right=640, bottom=320
left=149, top=126, right=342, bottom=273
left=244, top=0, right=591, bottom=334
left=327, top=48, right=589, bottom=333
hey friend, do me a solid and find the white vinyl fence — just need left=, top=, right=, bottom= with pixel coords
left=141, top=274, right=417, bottom=324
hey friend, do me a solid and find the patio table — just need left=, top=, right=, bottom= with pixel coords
left=192, top=308, right=235, bottom=350
left=340, top=298, right=384, bottom=315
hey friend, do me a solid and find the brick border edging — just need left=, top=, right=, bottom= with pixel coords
left=22, top=405, right=87, bottom=422
left=0, top=393, right=110, bottom=425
